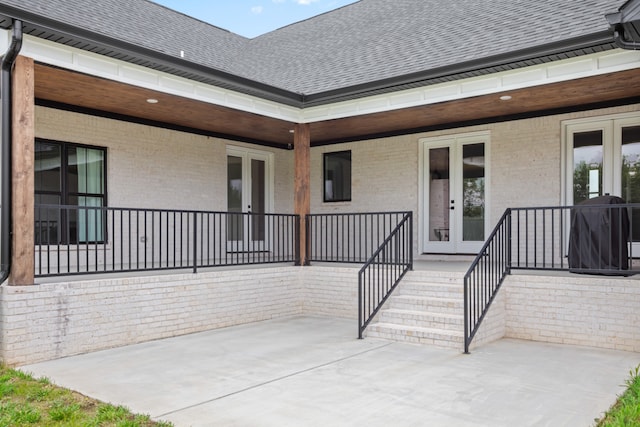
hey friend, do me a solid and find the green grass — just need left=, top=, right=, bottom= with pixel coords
left=596, top=365, right=640, bottom=427
left=0, top=365, right=173, bottom=427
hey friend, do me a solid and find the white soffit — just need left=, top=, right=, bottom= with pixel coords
left=301, top=50, right=640, bottom=122
left=15, top=31, right=640, bottom=124
left=20, top=34, right=302, bottom=122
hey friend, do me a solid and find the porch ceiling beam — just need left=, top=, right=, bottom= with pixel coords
left=10, top=55, right=35, bottom=286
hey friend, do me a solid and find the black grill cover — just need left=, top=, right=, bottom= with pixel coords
left=568, top=195, right=630, bottom=275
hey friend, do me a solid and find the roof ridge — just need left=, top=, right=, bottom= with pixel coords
left=250, top=0, right=362, bottom=40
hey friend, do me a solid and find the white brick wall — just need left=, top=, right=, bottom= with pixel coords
left=469, top=289, right=506, bottom=350
left=1, top=267, right=304, bottom=365
left=35, top=107, right=294, bottom=213
left=309, top=104, right=640, bottom=256
left=2, top=266, right=639, bottom=365
left=302, top=266, right=359, bottom=319
left=0, top=265, right=363, bottom=365
left=504, top=274, right=640, bottom=352
left=36, top=103, right=640, bottom=258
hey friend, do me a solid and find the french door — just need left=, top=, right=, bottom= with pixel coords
left=226, top=147, right=273, bottom=252
left=565, top=114, right=640, bottom=253
left=421, top=132, right=489, bottom=254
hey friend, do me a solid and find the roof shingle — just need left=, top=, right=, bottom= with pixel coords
left=0, top=0, right=627, bottom=97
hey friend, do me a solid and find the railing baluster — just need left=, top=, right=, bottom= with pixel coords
left=357, top=212, right=413, bottom=337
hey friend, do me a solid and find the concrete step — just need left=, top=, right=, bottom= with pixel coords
left=366, top=322, right=463, bottom=348
left=378, top=308, right=463, bottom=330
left=401, top=272, right=465, bottom=285
left=387, top=295, right=463, bottom=314
left=396, top=282, right=463, bottom=297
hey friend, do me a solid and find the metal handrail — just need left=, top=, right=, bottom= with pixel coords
left=464, top=202, right=640, bottom=353
left=358, top=212, right=413, bottom=338
left=307, top=211, right=410, bottom=264
left=463, top=209, right=511, bottom=354
left=35, top=204, right=299, bottom=277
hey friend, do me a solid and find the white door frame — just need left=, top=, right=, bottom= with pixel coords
left=419, top=131, right=491, bottom=254
left=226, top=145, right=275, bottom=251
left=562, top=111, right=640, bottom=254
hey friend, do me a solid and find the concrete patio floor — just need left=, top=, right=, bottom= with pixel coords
left=20, top=316, right=640, bottom=427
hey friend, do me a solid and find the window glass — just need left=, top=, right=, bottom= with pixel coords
left=35, top=142, right=61, bottom=193
left=323, top=151, right=351, bottom=202
left=622, top=126, right=640, bottom=242
left=462, top=143, right=485, bottom=241
left=428, top=147, right=450, bottom=242
left=226, top=155, right=243, bottom=241
left=34, top=140, right=106, bottom=244
left=573, top=130, right=603, bottom=204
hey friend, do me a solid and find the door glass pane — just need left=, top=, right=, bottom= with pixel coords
left=251, top=159, right=266, bottom=242
left=622, top=126, right=640, bottom=242
left=573, top=130, right=603, bottom=204
left=462, top=143, right=485, bottom=242
left=429, top=147, right=450, bottom=242
left=227, top=155, right=243, bottom=241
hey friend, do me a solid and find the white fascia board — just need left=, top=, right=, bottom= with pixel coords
left=15, top=29, right=640, bottom=125
left=300, top=49, right=640, bottom=123
left=19, top=33, right=302, bottom=122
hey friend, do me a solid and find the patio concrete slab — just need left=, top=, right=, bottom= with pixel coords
left=20, top=316, right=640, bottom=427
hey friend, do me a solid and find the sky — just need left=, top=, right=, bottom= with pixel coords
left=151, top=0, right=359, bottom=38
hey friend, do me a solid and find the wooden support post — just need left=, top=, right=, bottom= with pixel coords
left=294, top=123, right=310, bottom=266
left=9, top=55, right=35, bottom=285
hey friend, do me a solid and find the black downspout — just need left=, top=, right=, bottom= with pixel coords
left=0, top=20, right=24, bottom=284
left=613, top=26, right=640, bottom=50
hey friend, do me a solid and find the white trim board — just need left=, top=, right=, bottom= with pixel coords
left=10, top=30, right=640, bottom=125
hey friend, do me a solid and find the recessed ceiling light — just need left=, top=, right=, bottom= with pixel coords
left=499, top=95, right=512, bottom=101
left=146, top=98, right=159, bottom=104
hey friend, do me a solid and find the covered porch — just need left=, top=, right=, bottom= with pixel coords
left=5, top=43, right=640, bottom=286
left=2, top=11, right=640, bottom=365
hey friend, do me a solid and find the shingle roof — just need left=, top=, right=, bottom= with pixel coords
left=0, top=0, right=248, bottom=73
left=242, top=0, right=625, bottom=95
left=0, top=0, right=627, bottom=102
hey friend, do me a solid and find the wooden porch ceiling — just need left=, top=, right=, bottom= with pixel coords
left=35, top=64, right=640, bottom=148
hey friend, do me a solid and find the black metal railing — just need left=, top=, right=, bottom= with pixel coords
left=35, top=204, right=299, bottom=277
left=463, top=209, right=511, bottom=354
left=358, top=212, right=413, bottom=338
left=464, top=202, right=640, bottom=352
left=307, top=211, right=411, bottom=264
left=511, top=203, right=640, bottom=274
